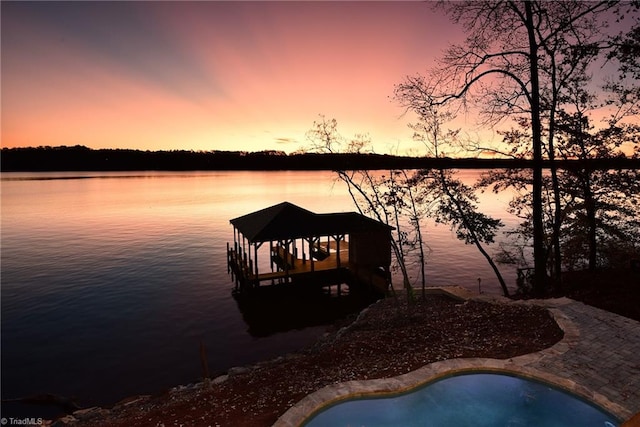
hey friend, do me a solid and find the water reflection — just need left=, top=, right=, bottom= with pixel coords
left=233, top=283, right=379, bottom=337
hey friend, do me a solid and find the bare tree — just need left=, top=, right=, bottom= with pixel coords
left=395, top=0, right=624, bottom=295
left=306, top=116, right=427, bottom=299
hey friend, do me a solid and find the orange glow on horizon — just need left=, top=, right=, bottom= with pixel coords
left=2, top=2, right=463, bottom=155
left=2, top=2, right=636, bottom=157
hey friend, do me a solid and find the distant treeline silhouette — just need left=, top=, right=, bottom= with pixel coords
left=2, top=145, right=638, bottom=172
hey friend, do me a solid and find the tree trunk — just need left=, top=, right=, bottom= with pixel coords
left=525, top=1, right=547, bottom=296
left=403, top=171, right=427, bottom=299
left=546, top=61, right=563, bottom=288
left=583, top=172, right=598, bottom=270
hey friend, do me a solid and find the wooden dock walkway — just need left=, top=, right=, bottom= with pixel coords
left=228, top=242, right=350, bottom=291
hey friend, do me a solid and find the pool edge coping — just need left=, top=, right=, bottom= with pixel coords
left=272, top=292, right=628, bottom=427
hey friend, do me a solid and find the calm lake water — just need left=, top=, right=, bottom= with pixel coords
left=1, top=170, right=519, bottom=419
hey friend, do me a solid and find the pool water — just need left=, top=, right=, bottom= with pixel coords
left=304, top=373, right=619, bottom=427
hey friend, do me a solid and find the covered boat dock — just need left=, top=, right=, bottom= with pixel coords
left=227, top=202, right=393, bottom=295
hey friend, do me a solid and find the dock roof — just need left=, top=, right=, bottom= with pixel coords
left=230, top=201, right=393, bottom=243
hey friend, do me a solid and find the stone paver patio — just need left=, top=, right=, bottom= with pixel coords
left=274, top=291, right=640, bottom=426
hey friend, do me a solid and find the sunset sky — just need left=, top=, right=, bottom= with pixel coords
left=1, top=2, right=633, bottom=155
left=2, top=1, right=470, bottom=154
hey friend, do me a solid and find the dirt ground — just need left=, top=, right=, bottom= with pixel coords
left=561, top=268, right=640, bottom=322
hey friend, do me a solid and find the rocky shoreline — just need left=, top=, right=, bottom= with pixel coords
left=49, top=297, right=383, bottom=426
left=48, top=290, right=565, bottom=426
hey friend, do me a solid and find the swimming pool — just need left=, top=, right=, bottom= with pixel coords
left=303, top=373, right=619, bottom=427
